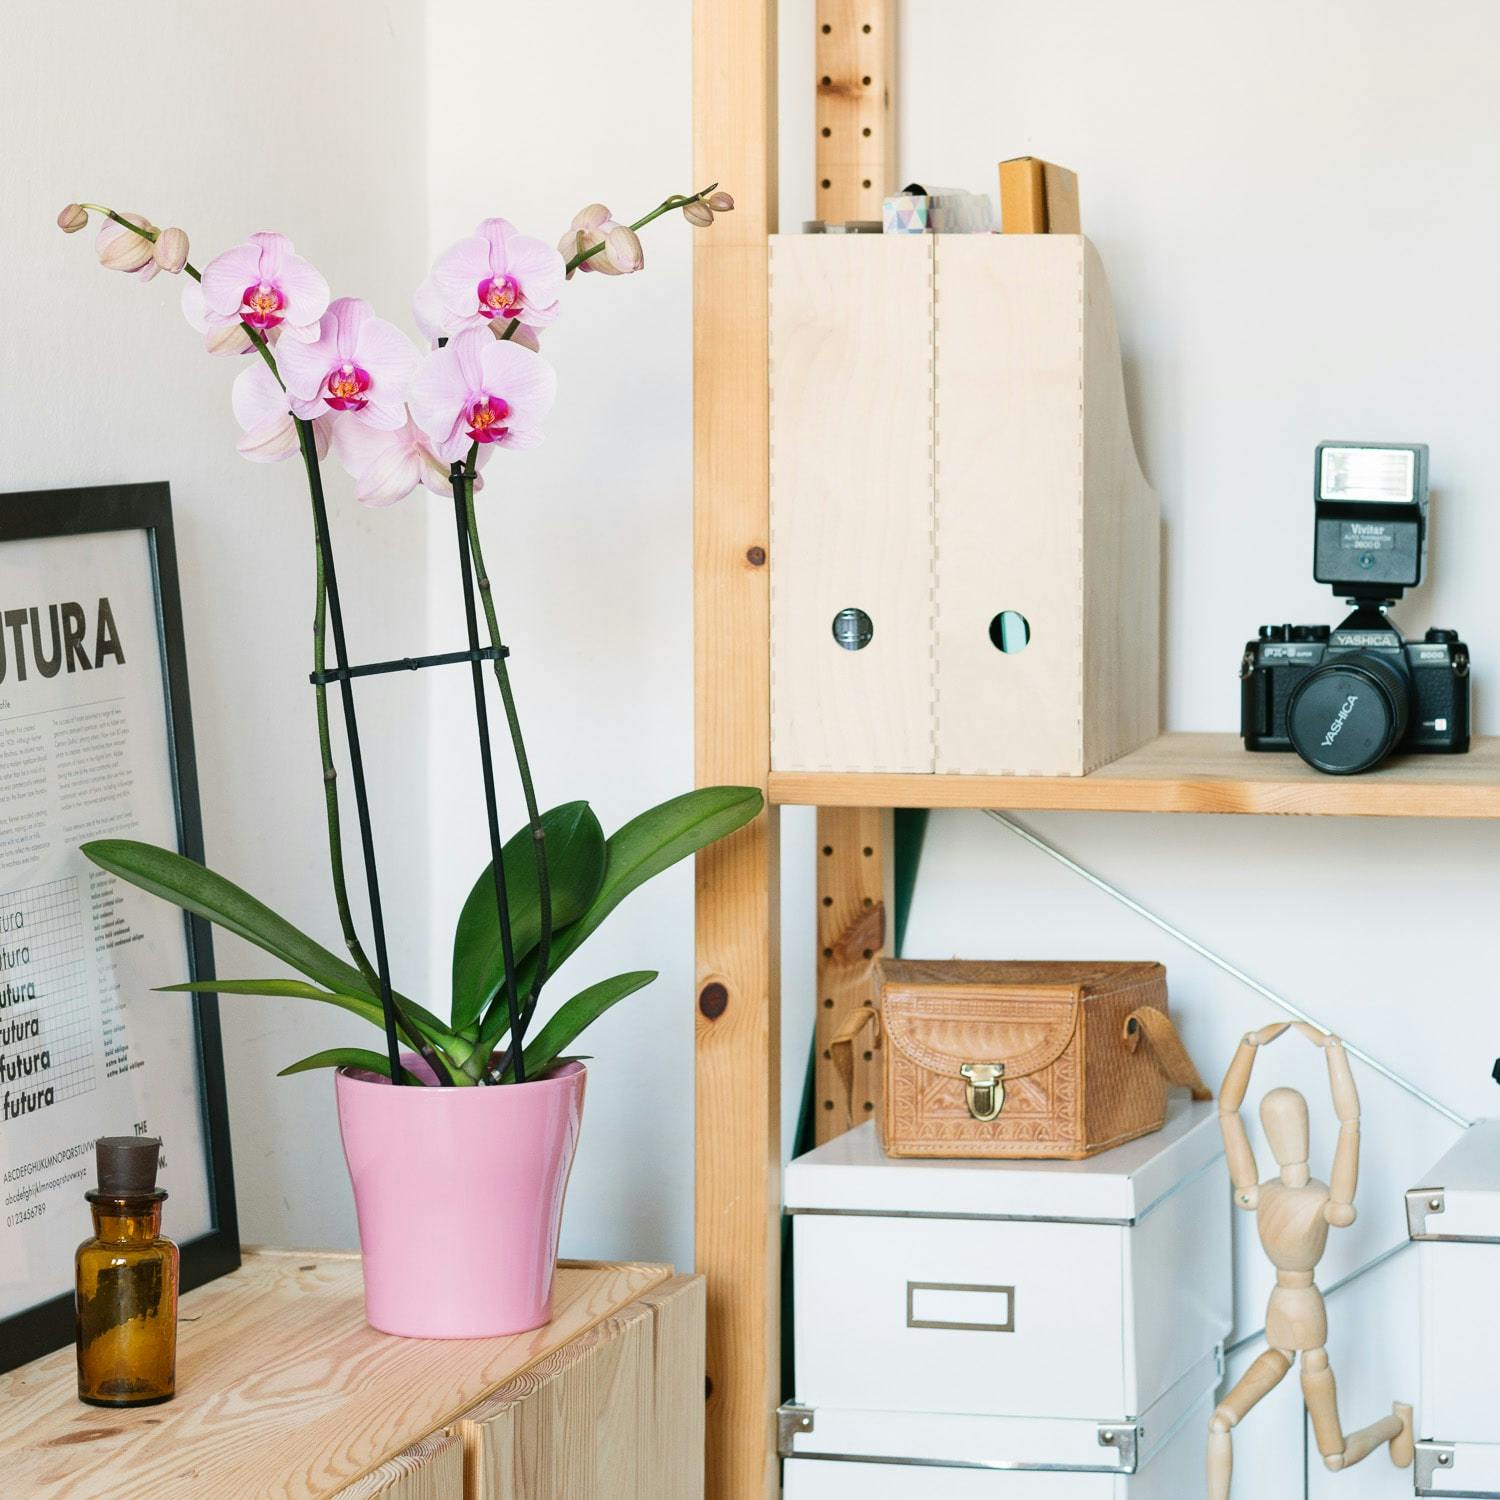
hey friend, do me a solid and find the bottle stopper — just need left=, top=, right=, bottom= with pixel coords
left=95, top=1137, right=162, bottom=1195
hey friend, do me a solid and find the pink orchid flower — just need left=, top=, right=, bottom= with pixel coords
left=276, top=297, right=420, bottom=431
left=413, top=277, right=542, bottom=351
left=199, top=231, right=330, bottom=342
left=232, top=364, right=331, bottom=464
left=333, top=407, right=490, bottom=507
left=427, top=218, right=564, bottom=337
left=96, top=215, right=160, bottom=280
left=409, top=328, right=557, bottom=464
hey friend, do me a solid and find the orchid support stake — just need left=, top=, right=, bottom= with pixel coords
left=297, top=418, right=405, bottom=1085
left=449, top=463, right=527, bottom=1083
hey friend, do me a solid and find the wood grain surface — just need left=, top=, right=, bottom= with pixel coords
left=456, top=1274, right=703, bottom=1500
left=814, top=0, right=895, bottom=223
left=769, top=732, right=1500, bottom=817
left=814, top=808, right=891, bottom=1141
left=692, top=0, right=782, bottom=1494
left=1, top=1250, right=671, bottom=1499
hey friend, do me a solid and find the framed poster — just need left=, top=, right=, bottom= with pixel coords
left=0, top=483, right=238, bottom=1371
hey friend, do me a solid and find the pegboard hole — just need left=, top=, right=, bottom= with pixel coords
left=822, top=844, right=834, bottom=856
left=862, top=947, right=874, bottom=960
left=821, top=127, right=831, bottom=138
left=862, top=178, right=872, bottom=189
left=862, top=127, right=872, bottom=137
left=862, top=897, right=873, bottom=908
left=862, top=21, right=872, bottom=32
left=823, top=997, right=834, bottom=1008
left=821, top=21, right=831, bottom=32
left=863, top=846, right=873, bottom=856
left=823, top=946, right=833, bottom=958
left=823, top=1099, right=834, bottom=1111
left=822, top=896, right=833, bottom=907
left=863, top=1100, right=874, bottom=1111
left=821, top=75, right=832, bottom=86
left=821, top=177, right=832, bottom=190
left=861, top=74, right=871, bottom=85
left=989, top=610, right=1031, bottom=653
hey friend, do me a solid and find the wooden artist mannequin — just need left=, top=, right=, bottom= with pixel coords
left=1208, top=1021, right=1413, bottom=1498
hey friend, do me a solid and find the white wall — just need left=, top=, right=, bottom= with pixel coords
left=778, top=3, right=1500, bottom=1495
left=2, top=1, right=431, bottom=1250
left=422, top=0, right=707, bottom=1267
left=8, top=2, right=1498, bottom=1491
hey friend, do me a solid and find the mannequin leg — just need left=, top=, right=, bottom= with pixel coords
left=1301, top=1348, right=1407, bottom=1471
left=1208, top=1348, right=1293, bottom=1500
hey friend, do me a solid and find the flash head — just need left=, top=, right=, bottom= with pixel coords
left=1313, top=441, right=1429, bottom=604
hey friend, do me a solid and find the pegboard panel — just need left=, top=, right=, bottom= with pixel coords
left=814, top=807, right=892, bottom=1142
left=815, top=0, right=896, bottom=223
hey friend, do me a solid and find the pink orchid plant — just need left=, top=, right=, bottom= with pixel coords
left=56, top=186, right=760, bottom=1093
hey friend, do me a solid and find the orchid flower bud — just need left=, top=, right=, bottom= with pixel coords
left=153, top=227, right=189, bottom=274
left=492, top=321, right=541, bottom=353
left=604, top=224, right=645, bottom=274
left=57, top=203, right=89, bottom=234
left=570, top=203, right=612, bottom=233
left=682, top=200, right=714, bottom=228
left=204, top=321, right=256, bottom=357
left=96, top=213, right=157, bottom=272
left=706, top=191, right=735, bottom=213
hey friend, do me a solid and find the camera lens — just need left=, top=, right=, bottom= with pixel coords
left=1287, top=653, right=1409, bottom=774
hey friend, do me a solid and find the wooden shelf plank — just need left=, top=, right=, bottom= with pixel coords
left=769, top=733, right=1500, bottom=817
left=0, top=1249, right=671, bottom=1500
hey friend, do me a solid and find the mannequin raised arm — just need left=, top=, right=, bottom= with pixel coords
left=1218, top=1023, right=1291, bottom=1209
left=1298, top=1029, right=1361, bottom=1227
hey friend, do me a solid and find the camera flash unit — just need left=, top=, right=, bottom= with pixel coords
left=1313, top=441, right=1429, bottom=604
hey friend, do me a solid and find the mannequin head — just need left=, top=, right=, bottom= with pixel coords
left=1260, top=1086, right=1310, bottom=1187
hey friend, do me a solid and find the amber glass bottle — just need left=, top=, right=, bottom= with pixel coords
left=75, top=1136, right=179, bottom=1407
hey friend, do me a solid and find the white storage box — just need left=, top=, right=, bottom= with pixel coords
left=1408, top=1120, right=1500, bottom=1495
left=783, top=1095, right=1230, bottom=1485
left=782, top=1350, right=1219, bottom=1497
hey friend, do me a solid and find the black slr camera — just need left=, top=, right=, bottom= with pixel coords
left=1241, top=442, right=1470, bottom=775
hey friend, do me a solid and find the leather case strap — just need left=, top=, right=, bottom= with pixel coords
left=1123, top=1004, right=1211, bottom=1099
left=830, top=1006, right=879, bottom=1114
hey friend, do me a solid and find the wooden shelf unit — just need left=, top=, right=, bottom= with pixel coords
left=692, top=4, right=1495, bottom=1497
left=769, top=733, right=1500, bottom=817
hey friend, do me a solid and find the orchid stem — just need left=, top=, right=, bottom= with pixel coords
left=456, top=451, right=554, bottom=1086
left=565, top=181, right=719, bottom=274
left=80, top=203, right=282, bottom=387
left=312, top=542, right=382, bottom=995
left=449, top=461, right=534, bottom=1086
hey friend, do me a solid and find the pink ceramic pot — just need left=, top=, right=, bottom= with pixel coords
left=334, top=1056, right=586, bottom=1338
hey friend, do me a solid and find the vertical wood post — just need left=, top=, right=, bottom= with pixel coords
left=815, top=0, right=897, bottom=224
left=814, top=808, right=892, bottom=1141
left=693, top=0, right=780, bottom=1496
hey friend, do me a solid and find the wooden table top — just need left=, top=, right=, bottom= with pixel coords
left=1, top=1249, right=673, bottom=1499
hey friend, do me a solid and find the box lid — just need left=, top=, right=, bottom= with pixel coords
left=785, top=1095, right=1222, bottom=1223
left=1408, top=1118, right=1500, bottom=1241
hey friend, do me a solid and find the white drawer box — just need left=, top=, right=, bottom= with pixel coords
left=787, top=1097, right=1230, bottom=1420
left=782, top=1350, right=1219, bottom=1498
left=1409, top=1120, right=1500, bottom=1467
left=1414, top=1441, right=1500, bottom=1497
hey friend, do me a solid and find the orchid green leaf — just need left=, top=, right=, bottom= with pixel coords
left=450, top=801, right=606, bottom=1033
left=474, top=786, right=762, bottom=1057
left=160, top=979, right=469, bottom=1061
left=277, top=1047, right=424, bottom=1086
left=512, top=970, right=657, bottom=1081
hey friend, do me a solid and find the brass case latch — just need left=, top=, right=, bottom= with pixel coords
left=960, top=1061, right=1006, bottom=1121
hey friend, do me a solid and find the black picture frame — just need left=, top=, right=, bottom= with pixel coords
left=0, top=482, right=239, bottom=1372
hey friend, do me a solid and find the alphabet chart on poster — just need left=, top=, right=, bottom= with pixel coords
left=0, top=525, right=213, bottom=1322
